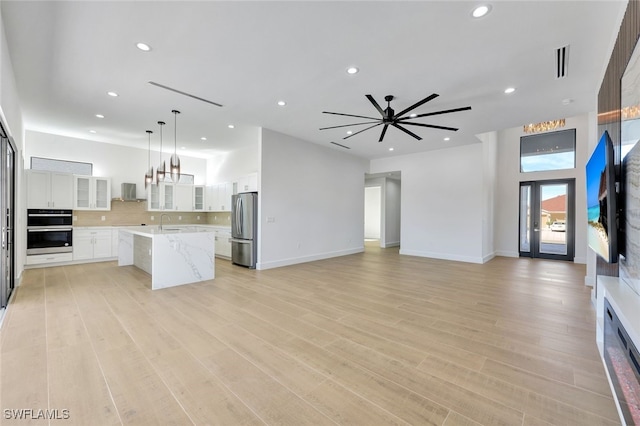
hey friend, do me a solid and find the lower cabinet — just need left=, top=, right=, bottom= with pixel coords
left=215, top=229, right=231, bottom=258
left=73, top=229, right=113, bottom=261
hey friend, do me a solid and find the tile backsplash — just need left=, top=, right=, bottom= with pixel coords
left=73, top=200, right=231, bottom=226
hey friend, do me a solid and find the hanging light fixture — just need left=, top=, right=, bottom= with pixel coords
left=170, top=109, right=181, bottom=182
left=144, top=130, right=154, bottom=188
left=156, top=121, right=166, bottom=184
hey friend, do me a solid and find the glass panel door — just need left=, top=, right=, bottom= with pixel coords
left=0, top=134, right=15, bottom=308
left=519, top=179, right=575, bottom=261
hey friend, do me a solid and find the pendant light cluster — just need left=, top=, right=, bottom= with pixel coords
left=143, top=109, right=182, bottom=187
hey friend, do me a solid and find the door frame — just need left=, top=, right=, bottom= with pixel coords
left=519, top=178, right=575, bottom=261
left=0, top=121, right=15, bottom=308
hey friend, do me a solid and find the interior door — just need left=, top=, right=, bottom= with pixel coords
left=519, top=179, right=575, bottom=261
left=0, top=128, right=15, bottom=308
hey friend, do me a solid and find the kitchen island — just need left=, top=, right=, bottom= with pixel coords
left=118, top=226, right=215, bottom=290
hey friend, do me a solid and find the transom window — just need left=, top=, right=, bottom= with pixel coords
left=520, top=129, right=576, bottom=172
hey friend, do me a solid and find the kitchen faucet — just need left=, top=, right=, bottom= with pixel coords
left=160, top=213, right=171, bottom=231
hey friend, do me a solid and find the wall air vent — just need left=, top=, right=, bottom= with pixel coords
left=330, top=141, right=351, bottom=149
left=555, top=45, right=569, bottom=79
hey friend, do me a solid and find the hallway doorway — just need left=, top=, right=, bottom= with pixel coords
left=364, top=172, right=401, bottom=249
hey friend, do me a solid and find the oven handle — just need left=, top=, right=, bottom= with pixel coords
left=27, top=213, right=72, bottom=217
left=27, top=228, right=73, bottom=232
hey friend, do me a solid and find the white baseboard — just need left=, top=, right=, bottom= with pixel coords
left=382, top=241, right=400, bottom=248
left=495, top=250, right=519, bottom=258
left=482, top=252, right=496, bottom=263
left=257, top=247, right=364, bottom=270
left=399, top=249, right=485, bottom=264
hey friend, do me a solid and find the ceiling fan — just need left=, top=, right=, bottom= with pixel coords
left=320, top=94, right=471, bottom=142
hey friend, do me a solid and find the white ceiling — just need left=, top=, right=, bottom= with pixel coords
left=0, top=1, right=627, bottom=160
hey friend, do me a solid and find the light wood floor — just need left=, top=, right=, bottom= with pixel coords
left=0, top=245, right=620, bottom=425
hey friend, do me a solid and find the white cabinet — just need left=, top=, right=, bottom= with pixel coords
left=148, top=183, right=174, bottom=211
left=111, top=228, right=120, bottom=257
left=148, top=183, right=195, bottom=211
left=174, top=184, right=193, bottom=211
left=206, top=182, right=232, bottom=211
left=73, top=176, right=111, bottom=211
left=26, top=170, right=74, bottom=209
left=235, top=172, right=258, bottom=194
left=73, top=229, right=112, bottom=261
left=193, top=186, right=205, bottom=211
left=215, top=229, right=232, bottom=258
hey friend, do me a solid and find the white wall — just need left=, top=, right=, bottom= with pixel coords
left=479, top=131, right=498, bottom=262
left=25, top=130, right=207, bottom=199
left=495, top=113, right=592, bottom=264
left=0, top=6, right=25, bottom=283
left=371, top=143, right=485, bottom=263
left=364, top=186, right=381, bottom=239
left=206, top=129, right=260, bottom=185
left=259, top=128, right=368, bottom=269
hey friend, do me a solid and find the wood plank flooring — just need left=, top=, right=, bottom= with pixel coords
left=0, top=245, right=620, bottom=425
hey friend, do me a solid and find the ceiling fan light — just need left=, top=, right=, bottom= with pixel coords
left=346, top=66, right=359, bottom=75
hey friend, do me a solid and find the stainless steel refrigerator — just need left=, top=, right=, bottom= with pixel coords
left=231, top=192, right=257, bottom=268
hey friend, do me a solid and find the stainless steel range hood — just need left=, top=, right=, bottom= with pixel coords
left=117, top=183, right=146, bottom=202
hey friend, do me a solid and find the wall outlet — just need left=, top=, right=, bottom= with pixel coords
left=151, top=216, right=155, bottom=221
left=197, top=216, right=200, bottom=220
left=214, top=215, right=217, bottom=220
left=73, top=215, right=77, bottom=221
left=266, top=216, right=275, bottom=223
left=101, top=216, right=106, bottom=221
left=297, top=242, right=301, bottom=249
left=178, top=216, right=182, bottom=220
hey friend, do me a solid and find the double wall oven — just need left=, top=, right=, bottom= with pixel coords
left=26, top=209, right=72, bottom=255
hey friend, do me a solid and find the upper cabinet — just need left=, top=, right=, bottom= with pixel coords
left=193, top=185, right=205, bottom=211
left=26, top=170, right=74, bottom=209
left=148, top=183, right=194, bottom=211
left=235, top=172, right=258, bottom=193
left=73, top=176, right=111, bottom=211
left=206, top=182, right=232, bottom=212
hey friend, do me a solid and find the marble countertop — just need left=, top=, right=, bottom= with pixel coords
left=119, top=225, right=216, bottom=238
left=75, top=224, right=231, bottom=231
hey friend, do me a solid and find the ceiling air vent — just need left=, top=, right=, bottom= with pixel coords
left=555, top=45, right=569, bottom=79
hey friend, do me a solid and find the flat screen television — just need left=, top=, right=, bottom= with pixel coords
left=586, top=130, right=618, bottom=263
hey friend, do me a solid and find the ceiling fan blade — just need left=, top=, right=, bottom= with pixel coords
left=319, top=120, right=381, bottom=130
left=395, top=93, right=439, bottom=118
left=400, top=121, right=459, bottom=132
left=323, top=111, right=380, bottom=120
left=392, top=123, right=422, bottom=140
left=366, top=95, right=385, bottom=116
left=344, top=122, right=383, bottom=139
left=398, top=106, right=472, bottom=120
left=379, top=124, right=389, bottom=142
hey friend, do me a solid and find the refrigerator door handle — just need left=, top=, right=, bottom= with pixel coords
left=239, top=197, right=244, bottom=235
left=230, top=238, right=251, bottom=244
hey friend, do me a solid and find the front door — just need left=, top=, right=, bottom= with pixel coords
left=519, top=179, right=575, bottom=261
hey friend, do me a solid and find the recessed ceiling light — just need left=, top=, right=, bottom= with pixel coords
left=346, top=66, right=359, bottom=75
left=389, top=147, right=394, bottom=151
left=504, top=87, right=516, bottom=94
left=107, top=91, right=118, bottom=97
left=228, top=124, right=235, bottom=129
left=472, top=5, right=491, bottom=18
left=200, top=137, right=207, bottom=141
left=346, top=131, right=353, bottom=135
left=89, top=130, right=97, bottom=134
left=95, top=114, right=104, bottom=119
left=181, top=146, right=186, bottom=150
left=136, top=42, right=151, bottom=52
left=410, top=113, right=417, bottom=118
left=277, top=100, right=286, bottom=106
left=444, top=137, right=451, bottom=141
